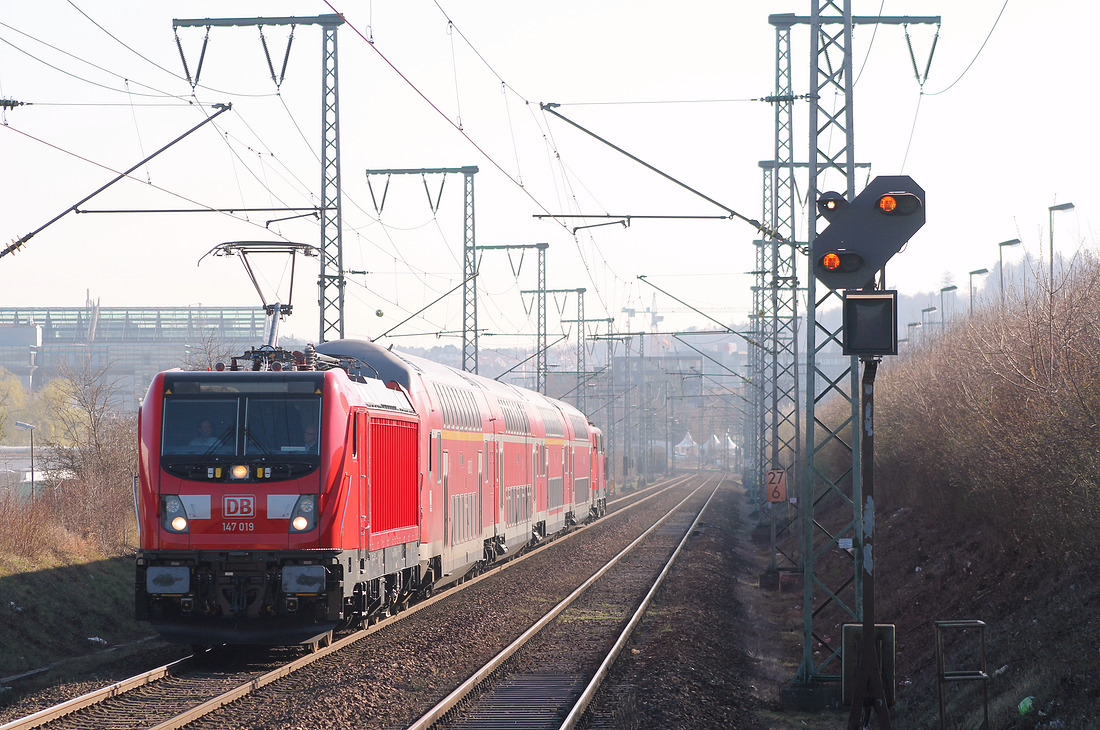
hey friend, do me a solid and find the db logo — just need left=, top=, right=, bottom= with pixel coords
left=223, top=495, right=255, bottom=518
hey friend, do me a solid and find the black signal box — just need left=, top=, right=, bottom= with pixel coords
left=843, top=290, right=898, bottom=356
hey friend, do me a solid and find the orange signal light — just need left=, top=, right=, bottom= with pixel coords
left=823, top=252, right=842, bottom=270
left=878, top=195, right=898, bottom=213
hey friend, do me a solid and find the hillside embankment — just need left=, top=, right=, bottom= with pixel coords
left=812, top=256, right=1100, bottom=726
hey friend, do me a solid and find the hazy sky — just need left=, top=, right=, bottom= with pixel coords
left=1, top=1, right=1094, bottom=348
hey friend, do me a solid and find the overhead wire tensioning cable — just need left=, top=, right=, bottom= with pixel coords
left=922, top=0, right=1010, bottom=96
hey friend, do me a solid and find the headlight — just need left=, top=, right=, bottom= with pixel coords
left=289, top=494, right=317, bottom=533
left=229, top=464, right=250, bottom=480
left=162, top=495, right=190, bottom=533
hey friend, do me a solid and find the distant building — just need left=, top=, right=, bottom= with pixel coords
left=0, top=304, right=269, bottom=402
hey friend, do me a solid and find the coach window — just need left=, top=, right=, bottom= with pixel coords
left=435, top=435, right=442, bottom=484
left=351, top=411, right=358, bottom=457
left=464, top=391, right=476, bottom=430
left=442, top=451, right=449, bottom=512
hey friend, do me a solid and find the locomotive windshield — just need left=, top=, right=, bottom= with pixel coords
left=161, top=374, right=323, bottom=458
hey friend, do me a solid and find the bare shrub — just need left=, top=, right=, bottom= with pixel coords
left=39, top=357, right=138, bottom=554
left=0, top=489, right=55, bottom=559
left=875, top=252, right=1100, bottom=556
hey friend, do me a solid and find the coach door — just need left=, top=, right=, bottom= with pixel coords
left=485, top=438, right=498, bottom=536
left=357, top=411, right=368, bottom=551
left=496, top=440, right=504, bottom=529
left=442, top=450, right=450, bottom=565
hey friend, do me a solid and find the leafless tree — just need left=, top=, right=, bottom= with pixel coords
left=184, top=325, right=239, bottom=371
left=41, top=354, right=137, bottom=551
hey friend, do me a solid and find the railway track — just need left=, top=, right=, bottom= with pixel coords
left=0, top=648, right=299, bottom=730
left=408, top=475, right=723, bottom=730
left=0, top=475, right=699, bottom=730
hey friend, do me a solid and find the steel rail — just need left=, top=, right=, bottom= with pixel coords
left=0, top=657, right=191, bottom=730
left=0, top=475, right=689, bottom=730
left=561, top=477, right=723, bottom=728
left=404, top=474, right=715, bottom=730
left=149, top=475, right=697, bottom=729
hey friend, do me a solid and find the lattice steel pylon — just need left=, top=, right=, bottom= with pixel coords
left=364, top=166, right=479, bottom=364
left=768, top=18, right=801, bottom=503
left=517, top=245, right=551, bottom=393
left=171, top=14, right=346, bottom=343
left=746, top=280, right=765, bottom=502
left=537, top=249, right=547, bottom=392
left=462, top=170, right=478, bottom=372
left=573, top=289, right=586, bottom=412
left=790, top=2, right=940, bottom=699
left=318, top=17, right=344, bottom=342
left=754, top=11, right=803, bottom=581
left=800, top=0, right=861, bottom=692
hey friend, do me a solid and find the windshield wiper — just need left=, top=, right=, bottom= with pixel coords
left=242, top=427, right=272, bottom=456
left=202, top=426, right=236, bottom=457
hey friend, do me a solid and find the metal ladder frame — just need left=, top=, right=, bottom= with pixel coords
left=935, top=619, right=990, bottom=729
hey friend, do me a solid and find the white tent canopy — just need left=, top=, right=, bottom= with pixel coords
left=674, top=432, right=697, bottom=456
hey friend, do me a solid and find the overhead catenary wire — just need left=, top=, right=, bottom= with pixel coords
left=339, top=0, right=623, bottom=319
left=169, top=12, right=458, bottom=307
left=1, top=5, right=554, bottom=344
left=0, top=25, right=181, bottom=100
left=430, top=0, right=698, bottom=319
left=1, top=103, right=234, bottom=258
left=66, top=1, right=280, bottom=98
left=321, top=1, right=566, bottom=231
left=0, top=28, right=341, bottom=268
left=537, top=103, right=785, bottom=243
left=549, top=97, right=761, bottom=106
left=921, top=0, right=1010, bottom=96
left=10, top=4, right=746, bottom=345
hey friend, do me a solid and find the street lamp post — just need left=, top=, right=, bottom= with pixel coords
left=921, top=306, right=937, bottom=326
left=906, top=322, right=922, bottom=347
left=997, top=238, right=1021, bottom=304
left=969, top=268, right=989, bottom=315
left=14, top=421, right=35, bottom=500
left=940, top=286, right=958, bottom=329
left=1048, top=202, right=1074, bottom=385
left=1049, top=202, right=1075, bottom=295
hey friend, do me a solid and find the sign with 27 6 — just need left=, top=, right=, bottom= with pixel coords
left=766, top=469, right=787, bottom=503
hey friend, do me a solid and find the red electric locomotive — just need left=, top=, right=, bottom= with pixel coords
left=135, top=339, right=606, bottom=646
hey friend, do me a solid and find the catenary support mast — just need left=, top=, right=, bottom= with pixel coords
left=173, top=14, right=346, bottom=342
left=365, top=167, right=479, bottom=366
left=776, top=4, right=940, bottom=705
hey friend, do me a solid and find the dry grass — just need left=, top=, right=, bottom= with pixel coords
left=0, top=475, right=136, bottom=566
left=0, top=493, right=54, bottom=562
